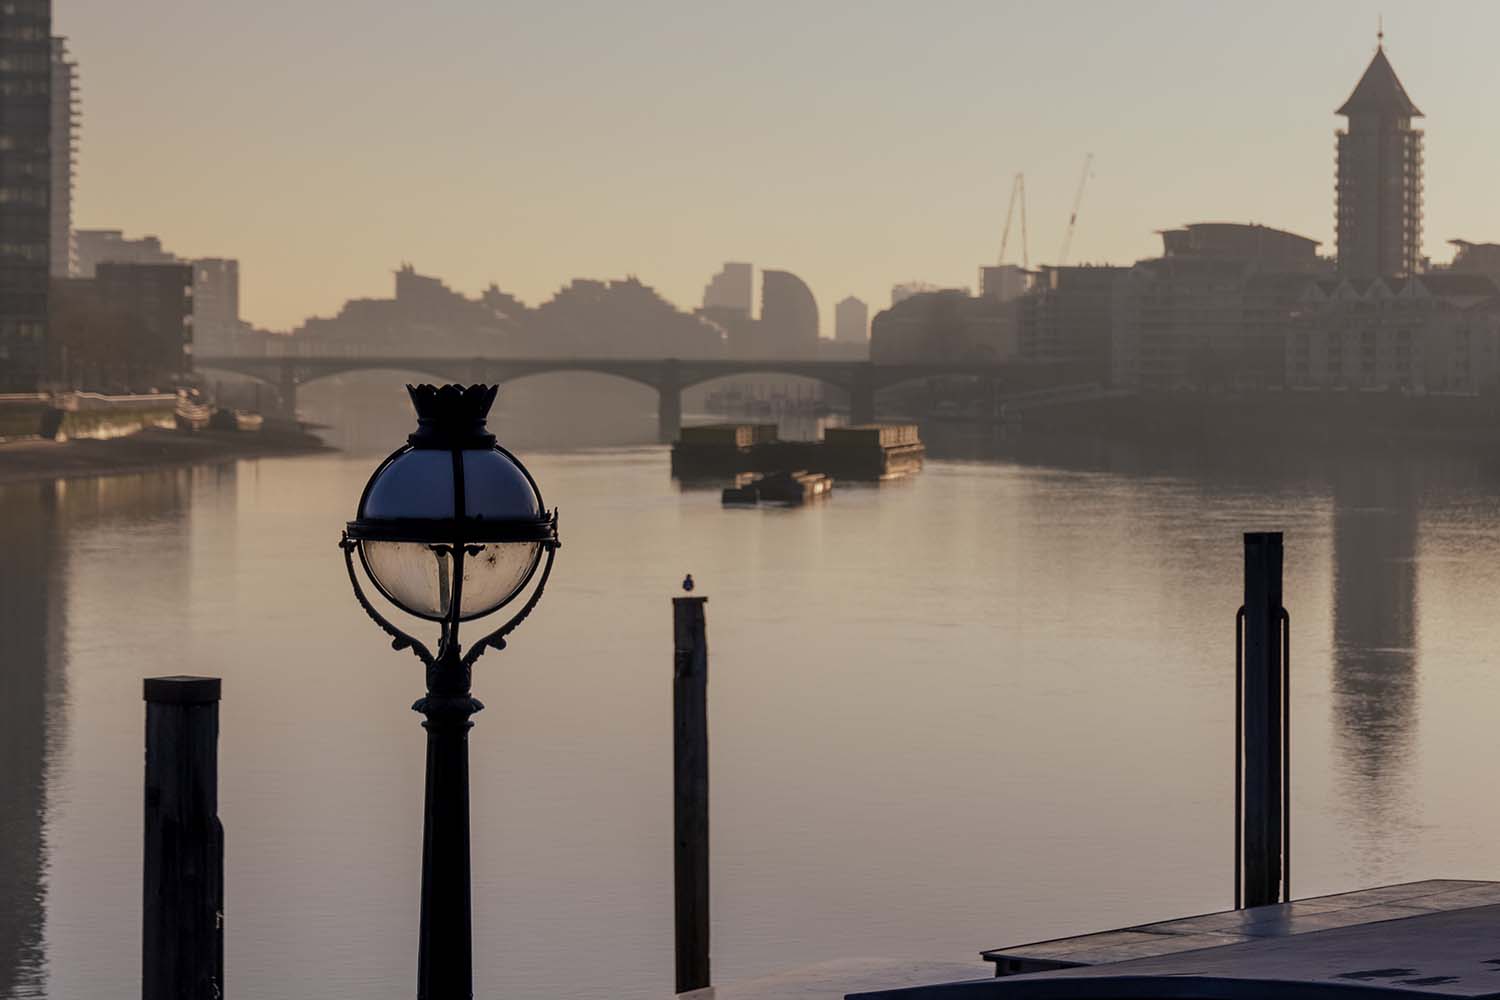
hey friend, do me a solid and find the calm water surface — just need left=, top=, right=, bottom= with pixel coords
left=7, top=382, right=1500, bottom=999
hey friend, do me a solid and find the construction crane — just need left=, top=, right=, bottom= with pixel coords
left=1057, top=153, right=1094, bottom=267
left=997, top=172, right=1029, bottom=270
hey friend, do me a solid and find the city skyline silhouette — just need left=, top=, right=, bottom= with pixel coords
left=54, top=1, right=1495, bottom=334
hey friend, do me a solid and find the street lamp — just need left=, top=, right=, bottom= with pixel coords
left=340, top=383, right=559, bottom=1000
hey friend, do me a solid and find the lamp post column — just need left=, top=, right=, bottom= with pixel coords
left=415, top=649, right=481, bottom=1000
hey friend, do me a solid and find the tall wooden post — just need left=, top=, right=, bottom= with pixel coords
left=1240, top=533, right=1286, bottom=908
left=673, top=596, right=710, bottom=994
left=143, top=676, right=224, bottom=1000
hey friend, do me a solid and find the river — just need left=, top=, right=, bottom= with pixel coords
left=5, top=376, right=1500, bottom=999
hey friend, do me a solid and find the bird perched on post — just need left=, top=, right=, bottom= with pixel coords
left=682, top=574, right=695, bottom=593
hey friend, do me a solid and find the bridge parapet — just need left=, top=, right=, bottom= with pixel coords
left=193, top=355, right=1083, bottom=432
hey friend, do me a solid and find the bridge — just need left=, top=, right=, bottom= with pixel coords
left=194, top=355, right=1090, bottom=442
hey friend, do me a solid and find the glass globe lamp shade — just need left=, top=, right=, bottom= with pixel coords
left=346, top=384, right=557, bottom=622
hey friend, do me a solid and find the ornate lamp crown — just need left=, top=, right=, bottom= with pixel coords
left=406, top=383, right=499, bottom=449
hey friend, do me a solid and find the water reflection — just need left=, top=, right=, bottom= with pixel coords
left=8, top=389, right=1500, bottom=998
left=0, top=471, right=197, bottom=997
left=0, top=482, right=62, bottom=999
left=1330, top=461, right=1420, bottom=864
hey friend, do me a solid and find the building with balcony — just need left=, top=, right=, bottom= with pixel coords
left=48, top=36, right=74, bottom=278
left=1285, top=274, right=1500, bottom=394
left=0, top=0, right=52, bottom=390
left=1111, top=224, right=1323, bottom=389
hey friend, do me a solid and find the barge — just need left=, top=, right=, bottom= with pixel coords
left=721, top=470, right=833, bottom=506
left=673, top=422, right=924, bottom=481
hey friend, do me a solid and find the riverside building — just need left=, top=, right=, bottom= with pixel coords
left=48, top=36, right=74, bottom=278
left=0, top=0, right=52, bottom=390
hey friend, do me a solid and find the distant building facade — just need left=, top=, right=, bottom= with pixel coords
left=95, top=262, right=194, bottom=379
left=73, top=229, right=175, bottom=277
left=980, top=265, right=1028, bottom=302
left=702, top=261, right=753, bottom=314
left=51, top=262, right=193, bottom=388
left=870, top=289, right=1019, bottom=364
left=1447, top=241, right=1500, bottom=280
left=759, top=269, right=819, bottom=359
left=295, top=263, right=510, bottom=356
left=0, top=0, right=52, bottom=390
left=891, top=281, right=944, bottom=306
left=69, top=230, right=265, bottom=357
left=1111, top=224, right=1324, bottom=389
left=1023, top=265, right=1128, bottom=380
left=522, top=275, right=724, bottom=359
left=1335, top=43, right=1424, bottom=278
left=834, top=295, right=868, bottom=344
left=1286, top=274, right=1500, bottom=394
left=48, top=36, right=74, bottom=278
left=191, top=258, right=240, bottom=354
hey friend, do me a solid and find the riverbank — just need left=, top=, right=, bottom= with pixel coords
left=0, top=425, right=332, bottom=485
left=969, top=389, right=1500, bottom=457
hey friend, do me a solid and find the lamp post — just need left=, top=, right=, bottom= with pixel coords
left=340, top=383, right=559, bottom=1000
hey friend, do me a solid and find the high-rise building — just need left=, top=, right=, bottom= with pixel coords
left=0, top=0, right=52, bottom=390
left=834, top=296, right=868, bottom=344
left=759, top=269, right=819, bottom=359
left=702, top=261, right=753, bottom=313
left=49, top=36, right=75, bottom=278
left=1335, top=39, right=1424, bottom=278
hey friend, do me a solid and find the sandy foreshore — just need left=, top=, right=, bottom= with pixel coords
left=0, top=426, right=333, bottom=485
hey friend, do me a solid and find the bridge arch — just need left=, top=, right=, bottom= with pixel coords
left=678, top=366, right=854, bottom=395
left=480, top=363, right=664, bottom=394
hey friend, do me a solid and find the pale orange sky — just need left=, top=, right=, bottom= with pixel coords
left=57, top=1, right=1500, bottom=334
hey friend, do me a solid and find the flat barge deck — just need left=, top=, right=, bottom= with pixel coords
left=672, top=422, right=924, bottom=481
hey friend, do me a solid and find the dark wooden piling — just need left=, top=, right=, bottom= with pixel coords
left=143, top=676, right=224, bottom=1000
left=1240, top=533, right=1286, bottom=908
left=673, top=596, right=710, bottom=994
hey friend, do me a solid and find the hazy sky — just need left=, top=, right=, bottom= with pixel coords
left=58, top=1, right=1498, bottom=334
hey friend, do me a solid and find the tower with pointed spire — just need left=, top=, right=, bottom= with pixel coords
left=1335, top=34, right=1424, bottom=277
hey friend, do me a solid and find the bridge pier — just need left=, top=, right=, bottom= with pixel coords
left=276, top=360, right=298, bottom=421
left=850, top=366, right=876, bottom=425
left=658, top=360, right=682, bottom=444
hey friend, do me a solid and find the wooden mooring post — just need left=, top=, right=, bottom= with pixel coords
left=143, top=676, right=224, bottom=1000
left=673, top=594, right=710, bottom=994
left=1237, top=533, right=1289, bottom=909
